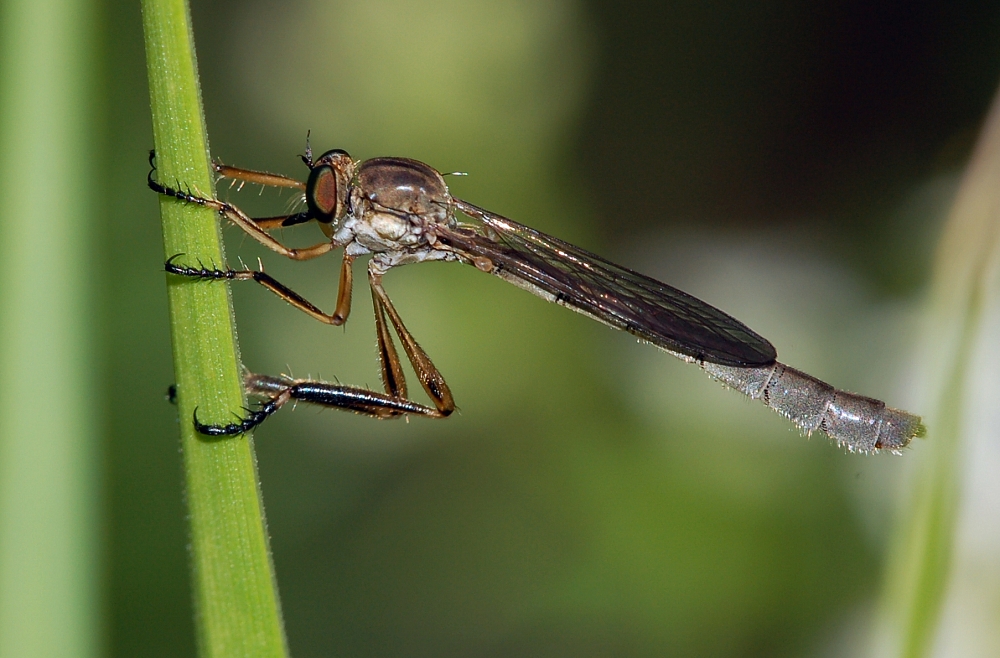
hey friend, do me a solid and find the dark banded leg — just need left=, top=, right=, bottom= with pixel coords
left=193, top=373, right=443, bottom=436
left=369, top=266, right=455, bottom=416
left=165, top=251, right=356, bottom=326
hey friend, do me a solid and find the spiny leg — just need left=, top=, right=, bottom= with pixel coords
left=249, top=373, right=441, bottom=419
left=192, top=373, right=444, bottom=436
left=148, top=165, right=332, bottom=261
left=369, top=266, right=455, bottom=416
left=203, top=157, right=314, bottom=228
left=213, top=162, right=306, bottom=191
left=165, top=252, right=355, bottom=326
left=193, top=386, right=290, bottom=436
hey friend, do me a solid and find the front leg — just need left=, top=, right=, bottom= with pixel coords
left=148, top=161, right=333, bottom=261
left=213, top=161, right=306, bottom=191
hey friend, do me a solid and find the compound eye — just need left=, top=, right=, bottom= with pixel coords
left=306, top=164, right=342, bottom=222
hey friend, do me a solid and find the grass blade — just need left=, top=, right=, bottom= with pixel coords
left=873, top=84, right=1000, bottom=657
left=141, top=0, right=288, bottom=654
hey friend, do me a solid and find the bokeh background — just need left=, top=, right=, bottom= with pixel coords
left=4, top=0, right=1000, bottom=656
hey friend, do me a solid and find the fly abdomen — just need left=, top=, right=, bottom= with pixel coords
left=701, top=361, right=924, bottom=453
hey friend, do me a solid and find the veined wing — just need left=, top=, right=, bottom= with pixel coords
left=443, top=198, right=777, bottom=367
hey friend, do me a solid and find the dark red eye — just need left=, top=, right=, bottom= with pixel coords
left=306, top=164, right=341, bottom=221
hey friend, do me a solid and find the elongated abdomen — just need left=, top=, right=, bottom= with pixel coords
left=701, top=361, right=925, bottom=453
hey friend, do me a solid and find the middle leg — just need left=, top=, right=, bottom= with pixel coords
left=166, top=250, right=356, bottom=326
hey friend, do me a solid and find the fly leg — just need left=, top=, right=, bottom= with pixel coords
left=212, top=163, right=319, bottom=232
left=371, top=283, right=408, bottom=400
left=213, top=161, right=306, bottom=191
left=166, top=251, right=356, bottom=326
left=194, top=373, right=443, bottom=436
left=368, top=264, right=455, bottom=417
left=148, top=153, right=332, bottom=261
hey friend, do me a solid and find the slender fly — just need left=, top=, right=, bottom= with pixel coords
left=149, top=144, right=924, bottom=453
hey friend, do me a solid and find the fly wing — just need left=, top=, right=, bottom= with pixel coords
left=444, top=199, right=777, bottom=367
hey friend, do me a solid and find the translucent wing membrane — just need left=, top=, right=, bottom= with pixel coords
left=446, top=199, right=777, bottom=367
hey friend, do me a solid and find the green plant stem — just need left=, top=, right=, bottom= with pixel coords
left=0, top=0, right=101, bottom=655
left=141, top=0, right=287, bottom=655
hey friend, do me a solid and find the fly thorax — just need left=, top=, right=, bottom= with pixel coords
left=350, top=156, right=454, bottom=253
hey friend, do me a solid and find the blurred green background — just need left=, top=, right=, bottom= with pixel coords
left=5, top=0, right=1000, bottom=656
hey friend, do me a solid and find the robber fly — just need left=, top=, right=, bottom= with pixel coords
left=149, top=143, right=924, bottom=454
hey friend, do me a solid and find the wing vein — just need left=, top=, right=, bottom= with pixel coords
left=444, top=199, right=776, bottom=367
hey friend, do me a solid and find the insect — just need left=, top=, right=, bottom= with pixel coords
left=149, top=143, right=925, bottom=453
